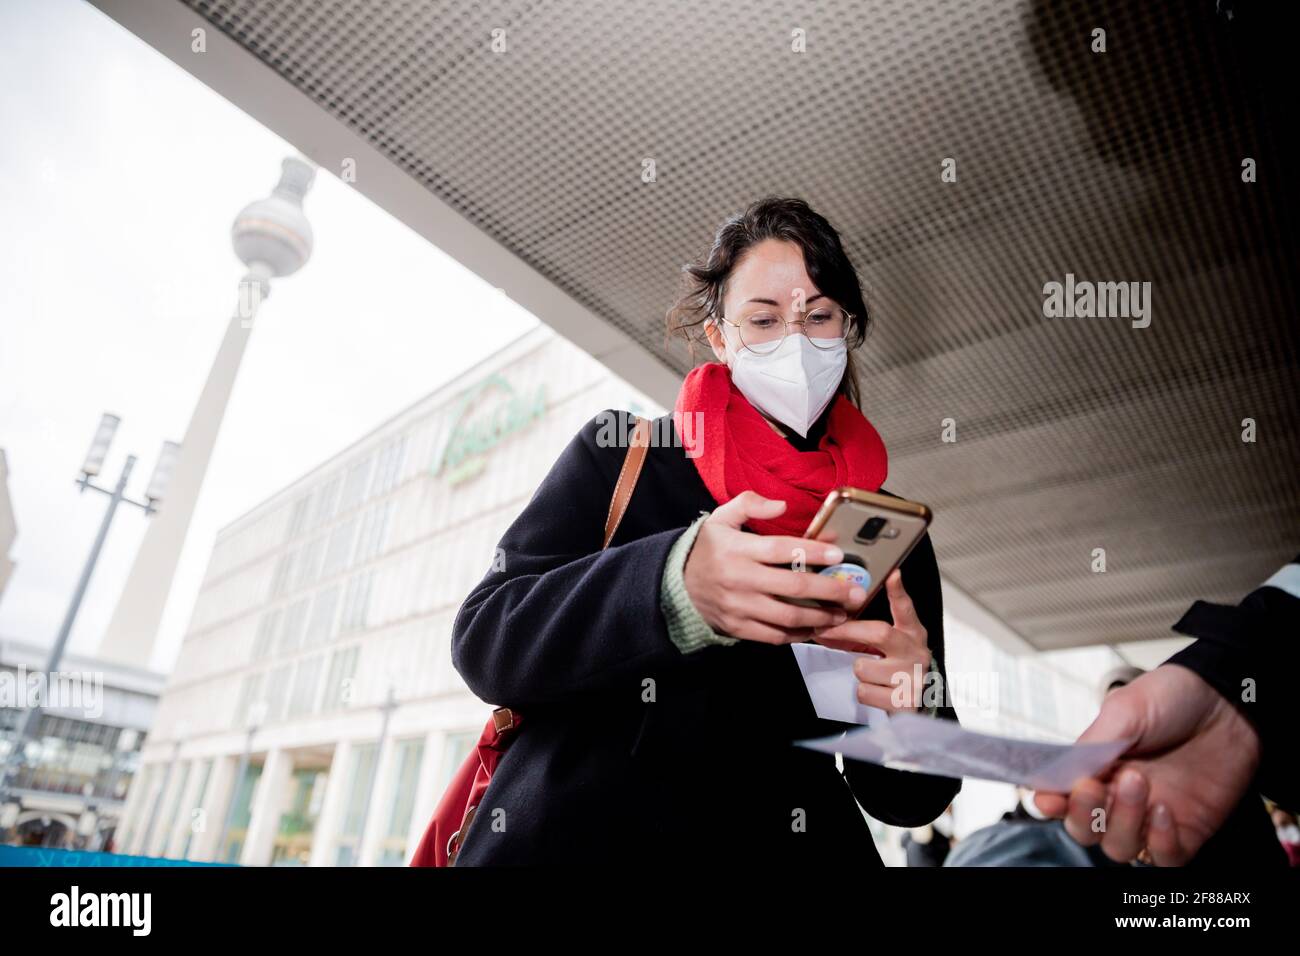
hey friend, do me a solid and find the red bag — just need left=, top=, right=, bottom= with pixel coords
left=410, top=417, right=652, bottom=866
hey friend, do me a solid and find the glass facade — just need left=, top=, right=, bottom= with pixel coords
left=1, top=707, right=143, bottom=802
left=334, top=743, right=377, bottom=866
left=271, top=768, right=327, bottom=866
left=377, top=738, right=424, bottom=866
left=220, top=763, right=263, bottom=864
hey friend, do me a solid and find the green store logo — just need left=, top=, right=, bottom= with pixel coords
left=434, top=374, right=547, bottom=485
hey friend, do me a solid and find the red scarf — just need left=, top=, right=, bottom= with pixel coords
left=672, top=362, right=888, bottom=536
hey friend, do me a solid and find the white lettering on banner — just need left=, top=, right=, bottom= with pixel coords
left=49, top=885, right=152, bottom=936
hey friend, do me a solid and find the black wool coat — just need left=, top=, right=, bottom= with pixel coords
left=450, top=408, right=961, bottom=865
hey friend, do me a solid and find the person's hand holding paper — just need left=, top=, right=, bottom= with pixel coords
left=792, top=637, right=1132, bottom=792
left=1032, top=664, right=1260, bottom=865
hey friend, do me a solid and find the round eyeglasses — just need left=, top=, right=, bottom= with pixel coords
left=716, top=306, right=853, bottom=355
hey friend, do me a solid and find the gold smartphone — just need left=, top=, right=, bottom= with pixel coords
left=783, top=488, right=933, bottom=611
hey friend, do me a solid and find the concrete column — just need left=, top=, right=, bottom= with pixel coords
left=125, top=768, right=163, bottom=856
left=143, top=760, right=187, bottom=858
left=151, top=759, right=191, bottom=858
left=120, top=772, right=148, bottom=855
left=110, top=773, right=143, bottom=854
left=163, top=761, right=204, bottom=859
left=240, top=748, right=293, bottom=867
left=357, top=735, right=398, bottom=866
left=405, top=729, right=447, bottom=861
left=307, top=739, right=352, bottom=868
left=189, top=754, right=238, bottom=862
left=111, top=759, right=152, bottom=854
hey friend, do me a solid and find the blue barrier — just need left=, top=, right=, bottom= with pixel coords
left=0, top=844, right=237, bottom=867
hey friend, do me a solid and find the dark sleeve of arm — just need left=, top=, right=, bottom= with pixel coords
left=451, top=411, right=689, bottom=709
left=840, top=532, right=963, bottom=826
left=1163, top=555, right=1300, bottom=812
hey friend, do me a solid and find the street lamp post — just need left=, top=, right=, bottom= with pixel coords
left=0, top=416, right=177, bottom=816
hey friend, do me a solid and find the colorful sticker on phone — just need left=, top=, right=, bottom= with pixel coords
left=818, top=562, right=870, bottom=590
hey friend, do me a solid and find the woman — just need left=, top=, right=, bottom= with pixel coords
left=450, top=197, right=960, bottom=864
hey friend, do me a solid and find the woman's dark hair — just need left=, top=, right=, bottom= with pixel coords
left=665, top=196, right=872, bottom=406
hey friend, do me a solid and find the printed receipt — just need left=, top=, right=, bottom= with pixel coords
left=791, top=642, right=1132, bottom=791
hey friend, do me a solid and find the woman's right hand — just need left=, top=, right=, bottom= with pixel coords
left=682, top=491, right=867, bottom=644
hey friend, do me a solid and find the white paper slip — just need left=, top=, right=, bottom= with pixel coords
left=791, top=641, right=888, bottom=727
left=797, top=712, right=1132, bottom=792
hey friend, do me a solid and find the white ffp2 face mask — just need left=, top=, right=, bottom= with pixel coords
left=727, top=332, right=847, bottom=438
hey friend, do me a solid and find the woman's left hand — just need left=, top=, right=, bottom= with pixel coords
left=811, top=569, right=931, bottom=712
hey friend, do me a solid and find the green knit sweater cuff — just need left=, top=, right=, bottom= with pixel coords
left=660, top=512, right=739, bottom=654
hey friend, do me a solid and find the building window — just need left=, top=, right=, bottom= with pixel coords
left=8, top=712, right=140, bottom=802
left=353, top=500, right=391, bottom=564
left=314, top=474, right=342, bottom=527
left=1026, top=662, right=1060, bottom=731
left=438, top=731, right=478, bottom=794
left=288, top=494, right=313, bottom=540
left=993, top=648, right=1024, bottom=725
left=251, top=608, right=281, bottom=662
left=287, top=655, right=324, bottom=718
left=220, top=762, right=263, bottom=863
left=234, top=671, right=264, bottom=729
left=321, top=517, right=357, bottom=579
left=270, top=549, right=298, bottom=598
left=372, top=436, right=407, bottom=497
left=335, top=743, right=378, bottom=866
left=377, top=738, right=425, bottom=866
left=296, top=534, right=327, bottom=589
left=305, top=586, right=339, bottom=648
left=322, top=645, right=360, bottom=711
left=277, top=597, right=310, bottom=656
left=271, top=768, right=328, bottom=866
left=339, top=456, right=373, bottom=514
left=265, top=665, right=292, bottom=724
left=339, top=571, right=372, bottom=635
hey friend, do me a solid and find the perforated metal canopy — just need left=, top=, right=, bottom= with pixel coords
left=94, top=0, right=1298, bottom=652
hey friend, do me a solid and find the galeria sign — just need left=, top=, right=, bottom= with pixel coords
left=436, top=374, right=547, bottom=484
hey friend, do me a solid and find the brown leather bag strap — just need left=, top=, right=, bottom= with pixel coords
left=602, top=416, right=652, bottom=549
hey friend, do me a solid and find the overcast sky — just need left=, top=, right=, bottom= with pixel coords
left=0, top=0, right=537, bottom=671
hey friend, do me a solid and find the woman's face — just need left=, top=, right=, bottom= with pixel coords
left=705, top=238, right=833, bottom=365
